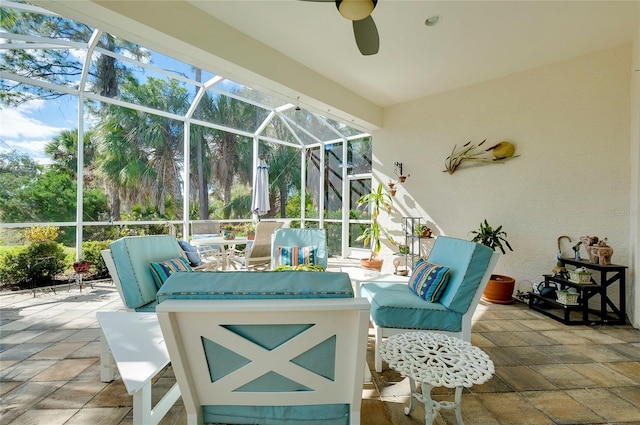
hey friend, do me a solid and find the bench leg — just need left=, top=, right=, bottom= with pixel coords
left=99, top=330, right=115, bottom=382
left=374, top=326, right=383, bottom=373
left=132, top=381, right=181, bottom=425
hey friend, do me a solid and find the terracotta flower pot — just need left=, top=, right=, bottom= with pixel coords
left=360, top=258, right=384, bottom=271
left=73, top=261, right=91, bottom=274
left=481, top=274, right=516, bottom=304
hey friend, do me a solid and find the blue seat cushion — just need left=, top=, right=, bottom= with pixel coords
left=426, top=236, right=493, bottom=314
left=110, top=235, right=184, bottom=310
left=156, top=270, right=354, bottom=303
left=361, top=281, right=463, bottom=332
left=134, top=300, right=158, bottom=312
left=203, top=404, right=349, bottom=425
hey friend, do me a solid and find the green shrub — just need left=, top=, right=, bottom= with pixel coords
left=0, top=241, right=66, bottom=287
left=82, top=240, right=111, bottom=277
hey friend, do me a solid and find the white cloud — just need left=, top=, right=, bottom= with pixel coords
left=1, top=102, right=65, bottom=139
left=0, top=101, right=67, bottom=164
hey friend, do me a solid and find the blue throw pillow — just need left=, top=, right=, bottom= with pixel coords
left=277, top=245, right=317, bottom=266
left=150, top=257, right=193, bottom=289
left=408, top=258, right=451, bottom=302
left=177, top=240, right=202, bottom=267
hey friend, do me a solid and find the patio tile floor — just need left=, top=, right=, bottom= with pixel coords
left=1, top=266, right=639, bottom=425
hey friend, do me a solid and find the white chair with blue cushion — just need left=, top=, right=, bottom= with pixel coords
left=360, top=236, right=499, bottom=372
left=270, top=228, right=328, bottom=269
left=103, top=235, right=195, bottom=312
left=156, top=271, right=368, bottom=425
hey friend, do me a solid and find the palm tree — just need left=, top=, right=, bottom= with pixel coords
left=45, top=129, right=95, bottom=183
left=200, top=92, right=257, bottom=218
left=94, top=77, right=189, bottom=218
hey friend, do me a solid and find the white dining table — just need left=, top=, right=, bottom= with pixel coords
left=191, top=236, right=250, bottom=270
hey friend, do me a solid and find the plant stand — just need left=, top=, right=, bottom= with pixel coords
left=528, top=259, right=627, bottom=325
left=401, top=217, right=434, bottom=275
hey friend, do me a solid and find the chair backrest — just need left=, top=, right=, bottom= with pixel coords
left=190, top=220, right=220, bottom=239
left=244, top=221, right=284, bottom=267
left=101, top=249, right=132, bottom=312
left=156, top=297, right=370, bottom=425
left=271, top=228, right=328, bottom=269
left=109, top=235, right=184, bottom=310
left=426, top=236, right=495, bottom=314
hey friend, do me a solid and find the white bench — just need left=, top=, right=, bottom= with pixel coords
left=97, top=312, right=181, bottom=425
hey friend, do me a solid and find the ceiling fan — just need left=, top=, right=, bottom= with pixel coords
left=301, top=0, right=379, bottom=56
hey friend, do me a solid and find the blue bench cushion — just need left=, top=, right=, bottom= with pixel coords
left=156, top=270, right=354, bottom=303
left=361, top=281, right=463, bottom=332
left=110, top=235, right=184, bottom=310
left=203, top=404, right=349, bottom=425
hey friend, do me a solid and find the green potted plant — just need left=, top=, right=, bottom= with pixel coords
left=470, top=219, right=515, bottom=304
left=414, top=224, right=432, bottom=238
left=244, top=223, right=256, bottom=240
left=222, top=224, right=236, bottom=240
left=356, top=183, right=395, bottom=271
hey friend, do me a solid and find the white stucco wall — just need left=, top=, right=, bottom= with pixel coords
left=373, top=45, right=634, bottom=322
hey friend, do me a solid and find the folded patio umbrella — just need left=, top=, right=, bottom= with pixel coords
left=252, top=158, right=270, bottom=216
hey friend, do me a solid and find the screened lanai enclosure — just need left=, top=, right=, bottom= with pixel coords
left=0, top=1, right=373, bottom=263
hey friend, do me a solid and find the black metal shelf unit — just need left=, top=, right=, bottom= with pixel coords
left=401, top=217, right=434, bottom=273
left=528, top=258, right=627, bottom=326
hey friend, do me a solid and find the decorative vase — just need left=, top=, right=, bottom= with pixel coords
left=360, top=258, right=383, bottom=271
left=481, top=274, right=516, bottom=304
left=222, top=230, right=236, bottom=240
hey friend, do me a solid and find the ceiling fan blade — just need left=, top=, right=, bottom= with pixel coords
left=353, top=15, right=379, bottom=55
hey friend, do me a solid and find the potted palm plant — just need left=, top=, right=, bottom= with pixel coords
left=470, top=219, right=515, bottom=304
left=356, top=183, right=395, bottom=271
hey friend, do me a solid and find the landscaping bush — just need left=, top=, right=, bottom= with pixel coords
left=82, top=240, right=111, bottom=278
left=0, top=241, right=66, bottom=288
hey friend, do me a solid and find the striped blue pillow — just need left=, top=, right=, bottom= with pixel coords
left=277, top=245, right=317, bottom=266
left=149, top=257, right=193, bottom=289
left=408, top=259, right=451, bottom=302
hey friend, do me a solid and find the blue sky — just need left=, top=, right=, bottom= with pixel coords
left=0, top=96, right=77, bottom=165
left=0, top=52, right=198, bottom=165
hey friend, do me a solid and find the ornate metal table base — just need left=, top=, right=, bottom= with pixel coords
left=379, top=332, right=494, bottom=425
left=406, top=380, right=464, bottom=425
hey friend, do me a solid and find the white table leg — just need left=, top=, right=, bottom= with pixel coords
left=99, top=329, right=115, bottom=382
left=454, top=386, right=464, bottom=425
left=421, top=382, right=436, bottom=425
left=404, top=377, right=417, bottom=416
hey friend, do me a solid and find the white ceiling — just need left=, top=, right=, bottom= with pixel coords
left=188, top=0, right=638, bottom=107
left=35, top=1, right=639, bottom=129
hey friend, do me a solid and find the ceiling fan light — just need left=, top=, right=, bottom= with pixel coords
left=337, top=0, right=375, bottom=21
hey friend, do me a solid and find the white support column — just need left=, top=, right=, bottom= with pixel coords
left=341, top=140, right=350, bottom=257
left=75, top=29, right=101, bottom=261
left=182, top=121, right=190, bottom=239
